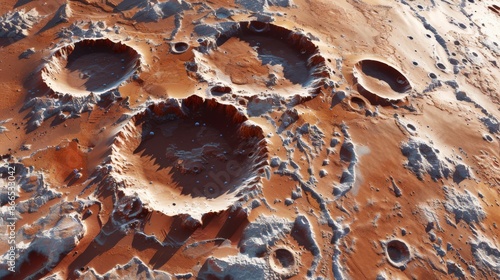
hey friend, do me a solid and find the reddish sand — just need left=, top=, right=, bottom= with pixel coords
left=0, top=0, right=499, bottom=279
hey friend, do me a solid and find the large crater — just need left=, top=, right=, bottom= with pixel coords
left=353, top=59, right=412, bottom=105
left=41, top=38, right=141, bottom=96
left=193, top=21, right=330, bottom=97
left=110, top=95, right=268, bottom=220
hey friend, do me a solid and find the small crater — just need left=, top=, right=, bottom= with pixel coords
left=268, top=246, right=299, bottom=278
left=210, top=85, right=232, bottom=96
left=449, top=58, right=459, bottom=65
left=429, top=73, right=437, bottom=79
left=171, top=42, right=189, bottom=54
left=385, top=239, right=411, bottom=269
left=407, top=124, right=416, bottom=131
left=436, top=63, right=446, bottom=70
left=349, top=96, right=366, bottom=110
left=249, top=21, right=269, bottom=32
left=483, top=134, right=493, bottom=142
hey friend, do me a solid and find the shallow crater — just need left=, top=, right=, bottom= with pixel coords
left=41, top=38, right=142, bottom=96
left=353, top=59, right=412, bottom=106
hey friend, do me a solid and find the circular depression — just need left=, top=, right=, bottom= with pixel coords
left=110, top=95, right=267, bottom=219
left=194, top=21, right=329, bottom=97
left=41, top=38, right=141, bottom=96
left=267, top=246, right=299, bottom=278
left=353, top=59, right=411, bottom=105
left=171, top=42, right=189, bottom=54
left=348, top=95, right=369, bottom=111
left=385, top=239, right=411, bottom=268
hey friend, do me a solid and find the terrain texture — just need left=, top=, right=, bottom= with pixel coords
left=0, top=0, right=499, bottom=279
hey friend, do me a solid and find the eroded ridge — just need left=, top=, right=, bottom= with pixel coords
left=191, top=21, right=330, bottom=98
left=109, top=95, right=268, bottom=221
left=41, top=38, right=142, bottom=96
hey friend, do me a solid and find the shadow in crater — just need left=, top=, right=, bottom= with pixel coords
left=56, top=39, right=141, bottom=94
left=216, top=22, right=313, bottom=86
left=131, top=98, right=266, bottom=199
left=359, top=60, right=411, bottom=93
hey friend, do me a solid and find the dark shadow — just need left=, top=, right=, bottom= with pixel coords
left=93, top=173, right=116, bottom=201
left=114, top=0, right=149, bottom=12
left=359, top=60, right=411, bottom=93
left=214, top=207, right=248, bottom=245
left=350, top=97, right=366, bottom=110
left=63, top=170, right=80, bottom=186
left=131, top=230, right=163, bottom=252
left=0, top=37, right=20, bottom=47
left=149, top=215, right=199, bottom=269
left=201, top=212, right=217, bottom=229
left=67, top=220, right=127, bottom=280
left=36, top=4, right=68, bottom=35
left=14, top=0, right=33, bottom=7
left=3, top=249, right=50, bottom=280
left=50, top=114, right=67, bottom=127
left=452, top=166, right=469, bottom=184
left=18, top=61, right=124, bottom=134
left=330, top=91, right=346, bottom=108
left=356, top=84, right=397, bottom=107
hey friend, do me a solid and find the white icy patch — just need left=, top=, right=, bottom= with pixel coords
left=401, top=137, right=451, bottom=181
left=239, top=215, right=292, bottom=257
left=0, top=215, right=84, bottom=278
left=235, top=0, right=294, bottom=12
left=77, top=257, right=173, bottom=279
left=198, top=254, right=278, bottom=280
left=57, top=21, right=120, bottom=41
left=471, top=235, right=500, bottom=275
left=133, top=0, right=191, bottom=22
left=0, top=9, right=41, bottom=39
left=0, top=118, right=10, bottom=133
left=443, top=186, right=485, bottom=224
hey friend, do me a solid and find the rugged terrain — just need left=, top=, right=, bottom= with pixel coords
left=0, top=0, right=499, bottom=279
